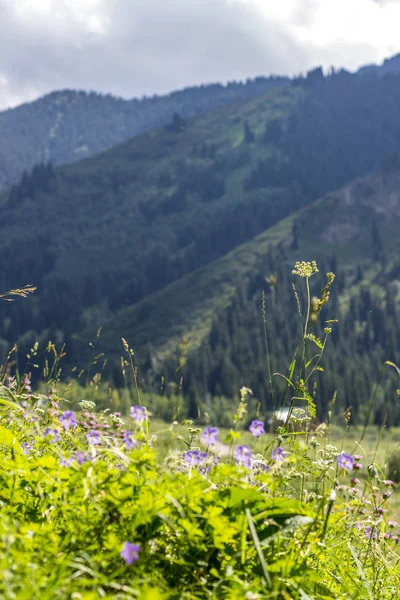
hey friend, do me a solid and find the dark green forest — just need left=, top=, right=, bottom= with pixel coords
left=181, top=247, right=400, bottom=425
left=1, top=66, right=400, bottom=423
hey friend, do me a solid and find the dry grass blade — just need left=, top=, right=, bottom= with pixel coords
left=0, top=285, right=36, bottom=302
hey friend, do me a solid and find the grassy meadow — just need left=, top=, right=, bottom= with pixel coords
left=1, top=261, right=400, bottom=599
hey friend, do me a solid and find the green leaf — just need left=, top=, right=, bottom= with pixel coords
left=0, top=384, right=23, bottom=412
left=385, top=361, right=400, bottom=380
left=246, top=508, right=272, bottom=589
left=252, top=498, right=315, bottom=522
left=0, top=425, right=23, bottom=455
left=273, top=372, right=295, bottom=388
left=228, top=487, right=265, bottom=507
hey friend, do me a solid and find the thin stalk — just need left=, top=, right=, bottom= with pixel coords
left=286, top=276, right=311, bottom=426
left=304, top=333, right=328, bottom=385
left=300, top=275, right=311, bottom=380
left=358, top=346, right=392, bottom=446
left=262, top=291, right=276, bottom=411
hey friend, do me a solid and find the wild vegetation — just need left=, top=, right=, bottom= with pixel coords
left=1, top=262, right=400, bottom=599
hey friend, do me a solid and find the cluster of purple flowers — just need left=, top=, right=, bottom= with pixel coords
left=235, top=445, right=252, bottom=468
left=364, top=526, right=378, bottom=540
left=23, top=376, right=32, bottom=393
left=234, top=445, right=286, bottom=468
left=6, top=375, right=15, bottom=388
left=183, top=450, right=208, bottom=465
left=21, top=441, right=33, bottom=455
left=60, top=452, right=91, bottom=467
left=76, top=451, right=89, bottom=464
left=87, top=430, right=101, bottom=445
left=23, top=410, right=36, bottom=423
left=271, top=447, right=286, bottom=462
left=122, top=431, right=138, bottom=450
left=81, top=411, right=114, bottom=432
left=43, top=428, right=60, bottom=443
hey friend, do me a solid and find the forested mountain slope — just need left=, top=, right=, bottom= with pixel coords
left=0, top=76, right=287, bottom=189
left=2, top=67, right=400, bottom=417
left=79, top=158, right=400, bottom=423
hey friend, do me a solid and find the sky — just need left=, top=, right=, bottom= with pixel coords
left=1, top=0, right=400, bottom=110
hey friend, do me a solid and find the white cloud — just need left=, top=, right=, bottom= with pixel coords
left=1, top=0, right=400, bottom=110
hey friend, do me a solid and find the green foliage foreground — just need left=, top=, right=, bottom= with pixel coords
left=1, top=264, right=400, bottom=599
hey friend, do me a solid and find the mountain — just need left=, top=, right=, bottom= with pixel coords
left=0, top=76, right=287, bottom=189
left=358, top=53, right=400, bottom=76
left=76, top=156, right=400, bottom=423
left=2, top=67, right=400, bottom=422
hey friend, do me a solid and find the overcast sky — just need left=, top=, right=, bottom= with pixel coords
left=1, top=0, right=400, bottom=111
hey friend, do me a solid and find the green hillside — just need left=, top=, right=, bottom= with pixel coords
left=75, top=206, right=295, bottom=362
left=76, top=158, right=400, bottom=423
left=2, top=67, right=400, bottom=421
left=78, top=153, right=400, bottom=355
left=0, top=83, right=300, bottom=338
left=0, top=76, right=287, bottom=188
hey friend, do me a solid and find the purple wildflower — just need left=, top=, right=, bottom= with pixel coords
left=130, top=405, right=147, bottom=423
left=199, top=455, right=220, bottom=475
left=87, top=430, right=101, bottom=445
left=337, top=453, right=354, bottom=470
left=76, top=452, right=87, bottom=464
left=43, top=428, right=60, bottom=443
left=23, top=410, right=36, bottom=422
left=123, top=431, right=138, bottom=450
left=271, top=447, right=286, bottom=462
left=121, top=542, right=141, bottom=565
left=21, top=442, right=32, bottom=455
left=353, top=463, right=363, bottom=470
left=364, top=526, right=378, bottom=540
left=350, top=477, right=360, bottom=485
left=23, top=376, right=32, bottom=392
left=383, top=480, right=394, bottom=487
left=201, top=426, right=219, bottom=445
left=249, top=420, right=265, bottom=437
left=183, top=450, right=208, bottom=465
left=252, top=459, right=270, bottom=473
left=388, top=520, right=398, bottom=528
left=354, top=454, right=362, bottom=461
left=60, top=411, right=77, bottom=429
left=60, top=456, right=72, bottom=467
left=235, top=445, right=253, bottom=468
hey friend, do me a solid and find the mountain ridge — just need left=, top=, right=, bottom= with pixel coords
left=0, top=76, right=288, bottom=189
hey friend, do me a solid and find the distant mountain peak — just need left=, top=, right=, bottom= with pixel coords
left=358, top=52, right=400, bottom=75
